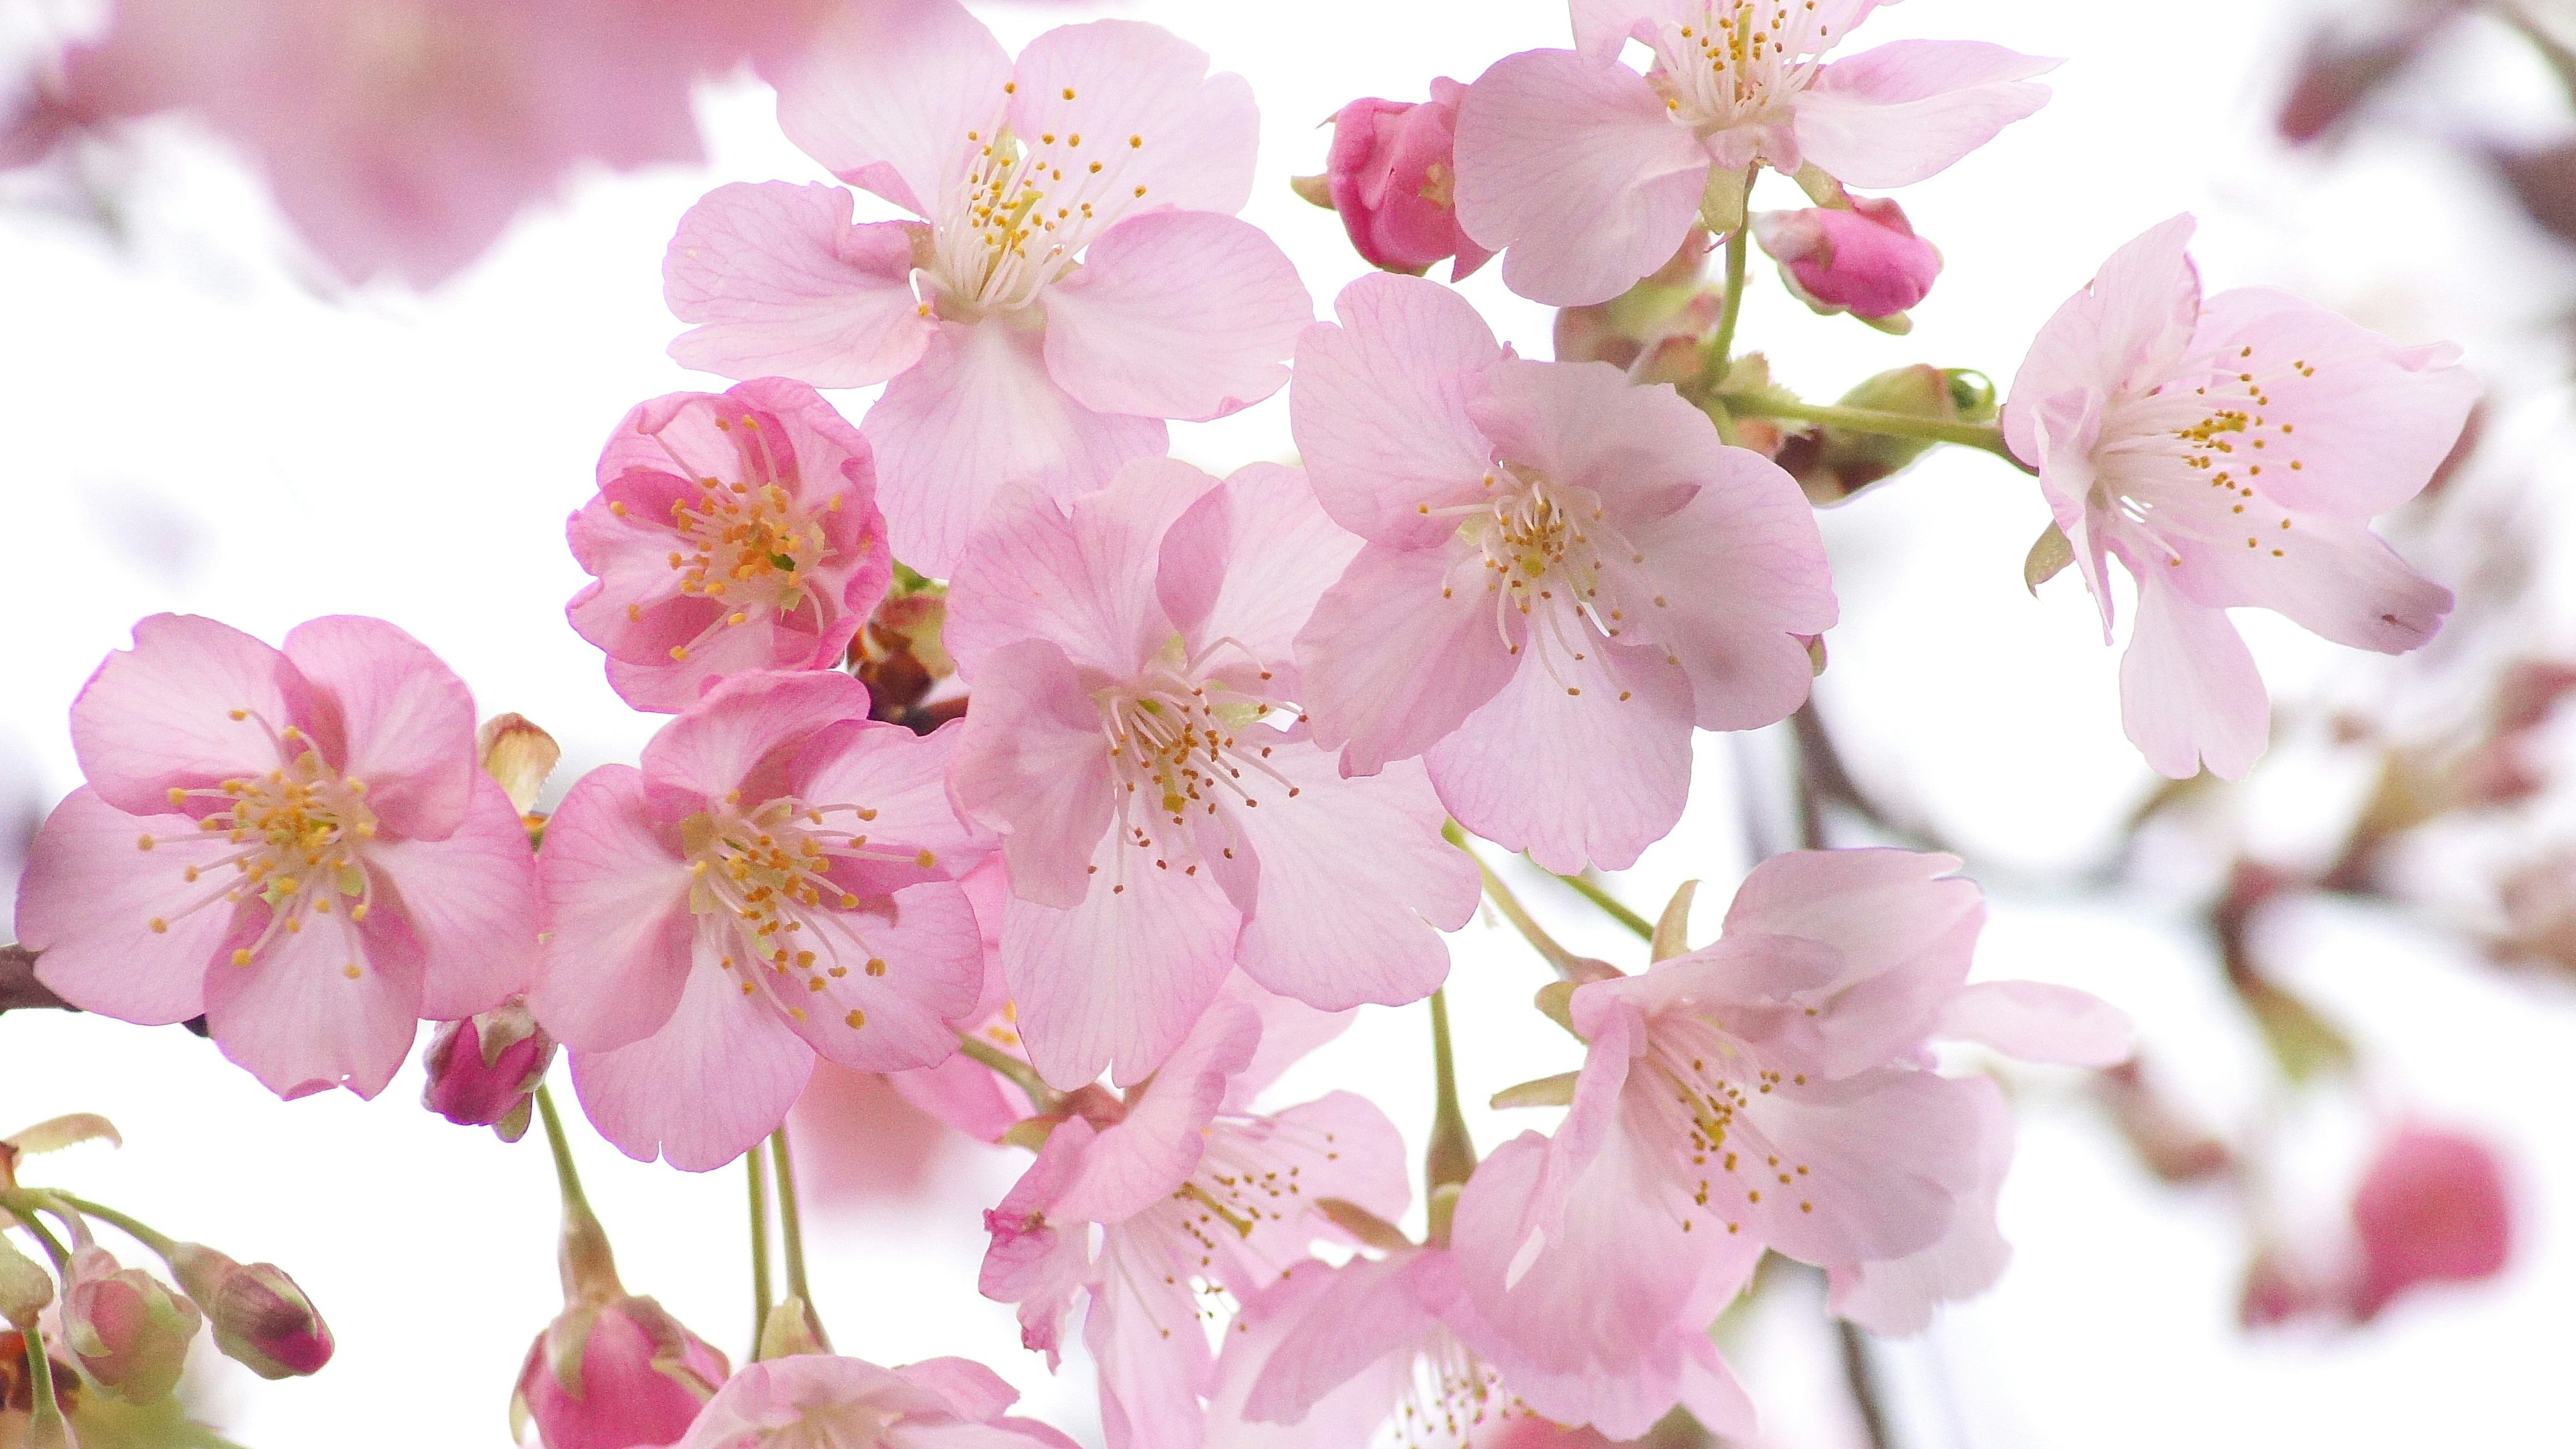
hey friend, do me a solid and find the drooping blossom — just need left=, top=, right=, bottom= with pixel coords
left=59, top=1246, right=200, bottom=1403
left=2349, top=1122, right=2513, bottom=1320
left=528, top=669, right=988, bottom=1171
left=1751, top=197, right=1939, bottom=321
left=517, top=1293, right=731, bottom=1449
left=2002, top=215, right=2480, bottom=779
left=15, top=614, right=536, bottom=1099
left=980, top=980, right=1407, bottom=1449
left=947, top=455, right=1479, bottom=1089
left=1318, top=81, right=1493, bottom=280
left=1450, top=850, right=2130, bottom=1413
left=664, top=0, right=1312, bottom=572
left=1291, top=273, right=1835, bottom=873
left=420, top=998, right=556, bottom=1142
left=567, top=380, right=892, bottom=713
left=30, top=0, right=831, bottom=287
left=1452, top=1, right=2054, bottom=305
left=674, top=1353, right=1079, bottom=1449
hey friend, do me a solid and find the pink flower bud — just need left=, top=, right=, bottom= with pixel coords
left=166, top=1245, right=332, bottom=1380
left=421, top=1000, right=556, bottom=1142
left=60, top=1247, right=200, bottom=1403
left=1321, top=80, right=1494, bottom=280
left=1752, top=197, right=1942, bottom=321
left=2349, top=1124, right=2513, bottom=1320
left=514, top=1297, right=729, bottom=1449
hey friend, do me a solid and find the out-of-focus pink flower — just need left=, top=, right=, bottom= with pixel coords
left=1322, top=80, right=1493, bottom=280
left=166, top=1245, right=333, bottom=1380
left=567, top=380, right=892, bottom=713
left=947, top=455, right=1477, bottom=1089
left=2349, top=1123, right=2512, bottom=1320
left=528, top=670, right=989, bottom=1171
left=1751, top=197, right=1939, bottom=321
left=785, top=1063, right=957, bottom=1206
left=517, top=1296, right=730, bottom=1449
left=1291, top=273, right=1835, bottom=873
left=421, top=999, right=555, bottom=1142
left=40, top=0, right=828, bottom=287
left=60, top=1246, right=200, bottom=1403
left=1452, top=1, right=2053, bottom=305
left=980, top=981, right=1404, bottom=1449
left=675, top=1353, right=1079, bottom=1449
left=665, top=0, right=1311, bottom=573
left=2002, top=215, right=2479, bottom=780
left=15, top=614, right=535, bottom=1099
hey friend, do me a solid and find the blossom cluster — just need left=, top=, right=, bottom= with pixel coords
left=1, top=0, right=2500, bottom=1446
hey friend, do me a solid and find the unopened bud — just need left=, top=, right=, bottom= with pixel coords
left=60, top=1246, right=200, bottom=1402
left=167, top=1245, right=332, bottom=1379
left=421, top=1000, right=555, bottom=1142
left=1774, top=366, right=1996, bottom=506
left=1752, top=197, right=1941, bottom=324
left=477, top=713, right=561, bottom=823
left=1318, top=80, right=1493, bottom=281
left=513, top=1296, right=728, bottom=1449
left=0, top=1236, right=52, bottom=1330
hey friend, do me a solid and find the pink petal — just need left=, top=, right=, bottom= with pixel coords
left=795, top=716, right=993, bottom=869
left=1089, top=1234, right=1218, bottom=1449
left=1226, top=744, right=1477, bottom=1010
left=640, top=670, right=874, bottom=804
left=364, top=773, right=537, bottom=1020
left=1208, top=1260, right=1416, bottom=1448
left=1007, top=20, right=1260, bottom=222
left=1736, top=1070, right=1984, bottom=1266
left=1265, top=1091, right=1415, bottom=1231
left=2192, top=518, right=2452, bottom=655
left=1238, top=1253, right=1441, bottom=1427
left=1053, top=996, right=1261, bottom=1224
left=946, top=460, right=1212, bottom=679
left=572, top=943, right=818, bottom=1171
left=204, top=898, right=423, bottom=1101
left=949, top=641, right=1118, bottom=910
left=1937, top=981, right=2134, bottom=1067
left=1454, top=48, right=1713, bottom=307
left=1426, top=603, right=1695, bottom=874
left=1295, top=541, right=1524, bottom=777
left=1826, top=1077, right=2015, bottom=1335
left=890, top=1051, right=1031, bottom=1142
left=784, top=881, right=985, bottom=1073
left=980, top=1118, right=1097, bottom=1363
left=1000, top=839, right=1240, bottom=1089
left=2003, top=215, right=2201, bottom=464
left=665, top=182, right=933, bottom=388
left=19, top=790, right=232, bottom=1024
left=2120, top=574, right=2270, bottom=780
left=1794, top=40, right=2056, bottom=191
left=1222, top=975, right=1357, bottom=1114
left=1157, top=464, right=1361, bottom=696
left=898, top=1356, right=1022, bottom=1424
left=864, top=319, right=1169, bottom=576
left=69, top=614, right=312, bottom=818
left=279, top=615, right=478, bottom=841
left=1291, top=273, right=1505, bottom=546
left=528, top=765, right=696, bottom=1053
left=1718, top=849, right=1985, bottom=1076
left=769, top=0, right=1010, bottom=217
left=2026, top=386, right=2118, bottom=641
left=1041, top=211, right=1308, bottom=423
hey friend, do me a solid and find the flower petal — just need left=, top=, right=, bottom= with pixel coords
left=1296, top=541, right=1525, bottom=777
left=1291, top=273, right=1505, bottom=546
left=946, top=459, right=1209, bottom=679
left=1001, top=840, right=1240, bottom=1090
left=364, top=773, right=537, bottom=1020
left=783, top=881, right=985, bottom=1073
left=18, top=790, right=232, bottom=1024
left=2002, top=215, right=2200, bottom=464
left=769, top=0, right=1009, bottom=217
left=1717, top=848, right=1984, bottom=1077
left=2119, top=573, right=2269, bottom=780
left=950, top=641, right=1119, bottom=910
left=641, top=669, right=875, bottom=806
left=1937, top=980, right=2133, bottom=1067
left=1008, top=19, right=1260, bottom=222
left=1238, top=1253, right=1440, bottom=1428
left=280, top=615, right=478, bottom=841
left=1156, top=463, right=1360, bottom=696
left=204, top=900, right=422, bottom=1101
left=69, top=614, right=312, bottom=818
left=571, top=943, right=818, bottom=1171
left=528, top=765, right=696, bottom=1053
left=1825, top=1077, right=2015, bottom=1335
left=1794, top=40, right=2055, bottom=191
left=1053, top=994, right=1260, bottom=1224
left=1040, top=211, right=1308, bottom=423
left=666, top=182, right=933, bottom=388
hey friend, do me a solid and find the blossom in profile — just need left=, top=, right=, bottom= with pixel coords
left=60, top=1246, right=200, bottom=1403
left=517, top=1294, right=730, bottom=1449
left=16, top=614, right=536, bottom=1099
left=567, top=380, right=890, bottom=712
left=1453, top=1, right=2053, bottom=305
left=420, top=999, right=557, bottom=1142
left=947, top=455, right=1477, bottom=1089
left=1318, top=80, right=1493, bottom=280
left=529, top=670, right=988, bottom=1171
left=675, top=1352, right=1079, bottom=1449
left=2002, top=215, right=2479, bottom=779
left=1291, top=273, right=1835, bottom=873
left=665, top=0, right=1311, bottom=572
left=1752, top=197, right=1941, bottom=321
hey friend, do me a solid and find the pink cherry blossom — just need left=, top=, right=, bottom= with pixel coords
left=979, top=981, right=1407, bottom=1449
left=1291, top=273, right=1835, bottom=873
left=1451, top=851, right=2129, bottom=1393
left=14, top=614, right=535, bottom=1100
left=1452, top=1, right=2055, bottom=305
left=1751, top=196, right=1940, bottom=321
left=420, top=998, right=555, bottom=1141
left=2349, top=1122, right=2514, bottom=1321
left=517, top=1295, right=731, bottom=1449
left=2002, top=215, right=2480, bottom=780
left=528, top=669, right=989, bottom=1171
left=947, top=455, right=1479, bottom=1089
left=664, top=0, right=1312, bottom=573
left=676, top=1352, right=1080, bottom=1449
left=59, top=1245, right=200, bottom=1403
left=567, top=380, right=892, bottom=713
left=1322, top=80, right=1495, bottom=280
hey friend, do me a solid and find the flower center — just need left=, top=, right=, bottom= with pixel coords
left=145, top=716, right=380, bottom=973
left=1440, top=464, right=1654, bottom=669
left=1094, top=642, right=1294, bottom=884
left=931, top=105, right=1157, bottom=317
left=1646, top=1, right=1828, bottom=136
left=680, top=792, right=936, bottom=1028
left=2094, top=345, right=2318, bottom=567
left=1386, top=1327, right=1515, bottom=1449
left=1639, top=1013, right=1817, bottom=1234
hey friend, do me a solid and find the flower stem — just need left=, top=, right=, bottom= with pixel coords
left=1835, top=1318, right=1897, bottom=1449
left=46, top=1193, right=172, bottom=1258
left=1452, top=825, right=1585, bottom=979
left=4, top=1202, right=70, bottom=1269
left=1550, top=870, right=1652, bottom=941
left=746, top=1146, right=773, bottom=1348
left=1426, top=990, right=1475, bottom=1191
left=533, top=1087, right=594, bottom=1226
left=535, top=1086, right=621, bottom=1301
left=21, top=1320, right=66, bottom=1438
left=959, top=1034, right=1055, bottom=1108
left=767, top=1130, right=816, bottom=1327
left=1717, top=392, right=2027, bottom=468
left=1711, top=213, right=1752, bottom=367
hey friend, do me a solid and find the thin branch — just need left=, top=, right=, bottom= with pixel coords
left=0, top=945, right=66, bottom=1013
left=1548, top=871, right=1654, bottom=941
left=1836, top=1319, right=1896, bottom=1449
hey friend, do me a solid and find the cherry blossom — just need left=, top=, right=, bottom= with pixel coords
left=676, top=1353, right=1079, bottom=1449
left=1291, top=273, right=1835, bottom=873
left=529, top=670, right=988, bottom=1171
left=516, top=1296, right=730, bottom=1449
left=2002, top=215, right=2479, bottom=779
left=1751, top=196, right=1940, bottom=321
left=1320, top=81, right=1493, bottom=280
left=947, top=455, right=1479, bottom=1089
left=14, top=614, right=535, bottom=1099
left=567, top=380, right=891, bottom=713
left=1453, top=0, right=2053, bottom=305
left=664, top=0, right=1311, bottom=573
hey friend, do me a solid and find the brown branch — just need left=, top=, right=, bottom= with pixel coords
left=0, top=945, right=66, bottom=1014
left=1835, top=1319, right=1896, bottom=1449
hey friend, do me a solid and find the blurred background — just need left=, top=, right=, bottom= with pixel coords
left=1, top=0, right=2570, bottom=1444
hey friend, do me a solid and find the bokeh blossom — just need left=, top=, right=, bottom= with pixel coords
left=674, top=1352, right=1080, bottom=1449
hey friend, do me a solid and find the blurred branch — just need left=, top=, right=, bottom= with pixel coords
left=1835, top=1319, right=1896, bottom=1449
left=0, top=946, right=65, bottom=1013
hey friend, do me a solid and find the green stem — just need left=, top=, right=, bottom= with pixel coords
left=533, top=1087, right=594, bottom=1225
left=1717, top=393, right=2027, bottom=467
left=46, top=1193, right=174, bottom=1258
left=958, top=1034, right=1054, bottom=1108
left=22, top=1320, right=65, bottom=1438
left=1426, top=991, right=1475, bottom=1191
left=767, top=1130, right=813, bottom=1317
left=1550, top=871, right=1652, bottom=941
left=1465, top=847, right=1585, bottom=979
left=746, top=1145, right=773, bottom=1346
left=1710, top=220, right=1751, bottom=367
left=4, top=1203, right=70, bottom=1269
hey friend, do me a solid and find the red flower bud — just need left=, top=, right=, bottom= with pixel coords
left=1317, top=80, right=1493, bottom=280
left=167, top=1245, right=332, bottom=1379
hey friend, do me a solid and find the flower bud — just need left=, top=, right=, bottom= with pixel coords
left=2349, top=1124, right=2512, bottom=1321
left=1751, top=197, right=1941, bottom=324
left=421, top=1000, right=555, bottom=1142
left=60, top=1246, right=200, bottom=1403
left=1773, top=366, right=1996, bottom=506
left=513, top=1296, right=729, bottom=1449
left=166, top=1245, right=333, bottom=1379
left=1311, top=80, right=1493, bottom=281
